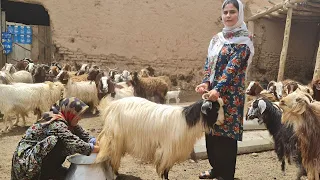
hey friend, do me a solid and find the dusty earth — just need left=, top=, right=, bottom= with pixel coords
left=0, top=92, right=307, bottom=180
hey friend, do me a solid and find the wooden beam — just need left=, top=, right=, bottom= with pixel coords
left=288, top=0, right=308, bottom=4
left=248, top=21, right=255, bottom=38
left=268, top=0, right=276, bottom=5
left=270, top=12, right=320, bottom=20
left=269, top=12, right=287, bottom=18
left=246, top=0, right=310, bottom=21
left=305, top=2, right=320, bottom=8
left=278, top=8, right=320, bottom=16
left=247, top=2, right=285, bottom=21
left=286, top=4, right=320, bottom=13
left=312, top=41, right=320, bottom=81
left=277, top=7, right=293, bottom=82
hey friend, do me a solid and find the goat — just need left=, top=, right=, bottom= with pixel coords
left=0, top=81, right=63, bottom=131
left=139, top=68, right=150, bottom=77
left=87, top=68, right=127, bottom=100
left=95, top=94, right=224, bottom=179
left=76, top=63, right=90, bottom=75
left=12, top=70, right=33, bottom=83
left=14, top=60, right=29, bottom=71
left=246, top=97, right=306, bottom=180
left=2, top=63, right=17, bottom=74
left=0, top=71, right=13, bottom=84
left=279, top=89, right=320, bottom=180
left=56, top=70, right=88, bottom=84
left=32, top=64, right=47, bottom=83
left=165, top=88, right=181, bottom=104
left=63, top=79, right=99, bottom=115
left=130, top=71, right=168, bottom=104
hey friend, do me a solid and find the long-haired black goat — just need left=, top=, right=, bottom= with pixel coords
left=246, top=97, right=306, bottom=180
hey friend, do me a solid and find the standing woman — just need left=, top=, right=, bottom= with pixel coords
left=195, top=0, right=254, bottom=179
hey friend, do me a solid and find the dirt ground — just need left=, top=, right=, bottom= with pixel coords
left=0, top=92, right=307, bottom=180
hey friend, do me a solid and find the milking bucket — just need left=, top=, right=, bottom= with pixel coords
left=65, top=153, right=114, bottom=180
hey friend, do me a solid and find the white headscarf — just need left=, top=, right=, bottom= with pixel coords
left=207, top=0, right=254, bottom=83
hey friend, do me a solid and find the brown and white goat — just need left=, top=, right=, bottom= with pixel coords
left=130, top=71, right=168, bottom=104
left=279, top=90, right=320, bottom=180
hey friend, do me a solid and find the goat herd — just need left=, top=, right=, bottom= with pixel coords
left=2, top=58, right=320, bottom=180
left=245, top=79, right=320, bottom=180
left=0, top=59, right=182, bottom=133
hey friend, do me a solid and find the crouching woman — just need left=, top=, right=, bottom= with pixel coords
left=11, top=97, right=100, bottom=180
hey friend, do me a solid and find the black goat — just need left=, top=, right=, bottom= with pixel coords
left=246, top=98, right=306, bottom=180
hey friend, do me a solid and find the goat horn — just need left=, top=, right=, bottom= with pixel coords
left=202, top=92, right=210, bottom=100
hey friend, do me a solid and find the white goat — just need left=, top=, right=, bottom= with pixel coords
left=63, top=79, right=99, bottom=114
left=121, top=70, right=130, bottom=81
left=1, top=63, right=17, bottom=74
left=0, top=82, right=63, bottom=131
left=12, top=70, right=33, bottom=83
left=165, top=88, right=181, bottom=104
left=113, top=86, right=134, bottom=100
left=25, top=62, right=35, bottom=73
left=0, top=71, right=13, bottom=84
left=95, top=96, right=224, bottom=179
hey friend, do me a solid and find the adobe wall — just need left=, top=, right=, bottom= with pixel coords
left=249, top=18, right=319, bottom=85
left=14, top=0, right=284, bottom=89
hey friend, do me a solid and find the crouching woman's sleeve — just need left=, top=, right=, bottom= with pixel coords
left=72, top=125, right=95, bottom=143
left=48, top=121, right=93, bottom=156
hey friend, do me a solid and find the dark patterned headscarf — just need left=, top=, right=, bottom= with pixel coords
left=39, top=97, right=89, bottom=128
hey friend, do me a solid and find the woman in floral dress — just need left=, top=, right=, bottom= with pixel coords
left=11, top=97, right=100, bottom=180
left=195, top=0, right=254, bottom=179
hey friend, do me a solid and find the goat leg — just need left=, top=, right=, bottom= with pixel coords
left=161, top=168, right=170, bottom=180
left=3, top=115, right=12, bottom=132
left=296, top=165, right=306, bottom=180
left=307, top=169, right=316, bottom=180
left=92, top=106, right=97, bottom=115
left=316, top=169, right=319, bottom=180
left=176, top=97, right=180, bottom=104
left=281, top=159, right=286, bottom=175
left=13, top=114, right=19, bottom=126
left=190, top=150, right=198, bottom=163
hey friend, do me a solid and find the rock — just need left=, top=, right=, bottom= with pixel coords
left=252, top=153, right=258, bottom=157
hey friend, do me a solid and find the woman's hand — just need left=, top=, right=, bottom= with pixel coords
left=195, top=82, right=209, bottom=94
left=208, top=89, right=220, bottom=101
left=92, top=145, right=100, bottom=153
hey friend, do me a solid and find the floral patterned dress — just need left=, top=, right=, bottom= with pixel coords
left=11, top=120, right=94, bottom=180
left=203, top=42, right=251, bottom=141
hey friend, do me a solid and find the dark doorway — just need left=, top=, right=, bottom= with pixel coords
left=1, top=0, right=50, bottom=26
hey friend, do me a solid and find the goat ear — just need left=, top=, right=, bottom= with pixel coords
left=267, top=81, right=275, bottom=90
left=258, top=100, right=267, bottom=114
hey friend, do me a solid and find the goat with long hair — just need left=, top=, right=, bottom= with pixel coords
left=279, top=89, right=320, bottom=180
left=131, top=71, right=168, bottom=104
left=95, top=95, right=224, bottom=179
left=246, top=97, right=305, bottom=180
